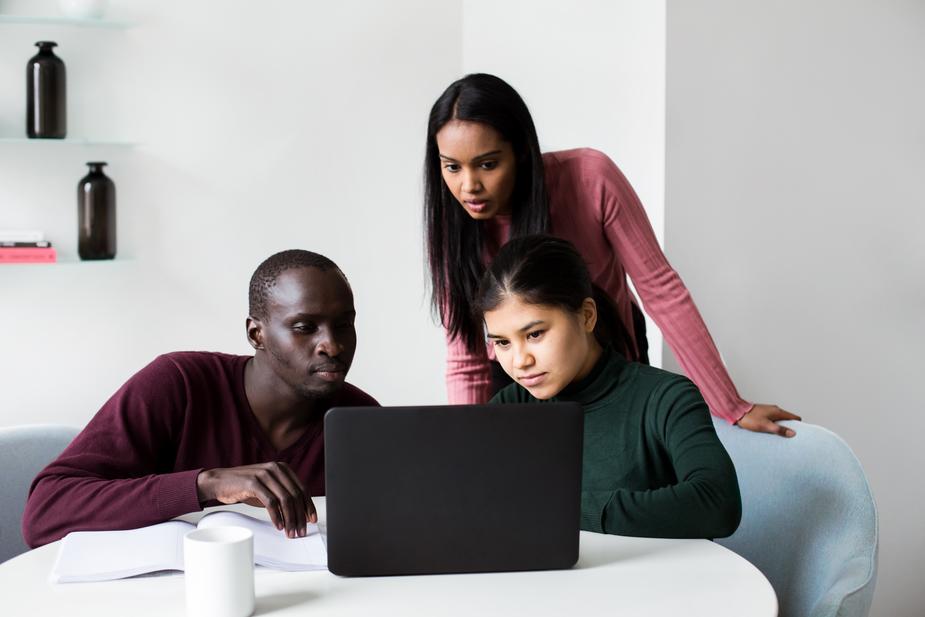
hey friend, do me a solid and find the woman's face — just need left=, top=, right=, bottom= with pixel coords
left=435, top=120, right=517, bottom=220
left=484, top=294, right=600, bottom=400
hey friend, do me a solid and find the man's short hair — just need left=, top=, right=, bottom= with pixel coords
left=248, top=249, right=344, bottom=320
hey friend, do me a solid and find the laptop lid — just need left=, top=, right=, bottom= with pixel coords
left=324, top=403, right=583, bottom=576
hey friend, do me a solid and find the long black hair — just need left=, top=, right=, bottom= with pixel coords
left=474, top=235, right=630, bottom=353
left=424, top=73, right=549, bottom=352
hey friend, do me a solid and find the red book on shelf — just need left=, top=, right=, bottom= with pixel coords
left=0, top=247, right=57, bottom=263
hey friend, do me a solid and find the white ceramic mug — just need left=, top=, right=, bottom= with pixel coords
left=184, top=526, right=255, bottom=617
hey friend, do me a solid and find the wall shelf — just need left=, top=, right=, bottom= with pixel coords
left=0, top=137, right=136, bottom=147
left=2, top=14, right=137, bottom=267
left=0, top=15, right=133, bottom=29
left=0, top=258, right=134, bottom=267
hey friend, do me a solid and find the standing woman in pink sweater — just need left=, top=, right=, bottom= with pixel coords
left=424, top=73, right=799, bottom=436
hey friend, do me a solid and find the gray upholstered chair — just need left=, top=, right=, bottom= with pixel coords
left=0, top=424, right=79, bottom=563
left=712, top=418, right=878, bottom=617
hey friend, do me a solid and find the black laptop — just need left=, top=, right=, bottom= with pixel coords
left=323, top=403, right=583, bottom=577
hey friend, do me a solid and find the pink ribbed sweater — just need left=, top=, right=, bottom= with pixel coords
left=444, top=148, right=752, bottom=424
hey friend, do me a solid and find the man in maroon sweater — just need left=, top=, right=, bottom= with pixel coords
left=22, top=249, right=378, bottom=548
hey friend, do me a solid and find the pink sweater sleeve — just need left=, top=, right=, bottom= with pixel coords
left=21, top=357, right=204, bottom=547
left=593, top=156, right=752, bottom=423
left=445, top=329, right=493, bottom=404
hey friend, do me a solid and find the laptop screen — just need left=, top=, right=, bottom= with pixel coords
left=324, top=403, right=583, bottom=576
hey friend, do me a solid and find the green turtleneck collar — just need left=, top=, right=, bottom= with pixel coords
left=555, top=345, right=628, bottom=407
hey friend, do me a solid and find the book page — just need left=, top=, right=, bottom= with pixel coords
left=196, top=510, right=327, bottom=571
left=51, top=520, right=192, bottom=583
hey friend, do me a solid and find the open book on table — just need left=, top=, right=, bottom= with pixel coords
left=51, top=510, right=327, bottom=583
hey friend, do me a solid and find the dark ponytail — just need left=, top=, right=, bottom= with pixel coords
left=474, top=235, right=630, bottom=353
left=589, top=284, right=630, bottom=352
left=424, top=73, right=549, bottom=352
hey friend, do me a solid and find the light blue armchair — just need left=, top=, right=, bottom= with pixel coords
left=0, top=424, right=79, bottom=563
left=712, top=418, right=878, bottom=617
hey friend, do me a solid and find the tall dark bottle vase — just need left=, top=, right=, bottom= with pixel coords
left=78, top=162, right=117, bottom=260
left=26, top=41, right=67, bottom=139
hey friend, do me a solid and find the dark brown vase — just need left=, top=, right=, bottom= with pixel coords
left=78, top=162, right=117, bottom=260
left=26, top=41, right=67, bottom=139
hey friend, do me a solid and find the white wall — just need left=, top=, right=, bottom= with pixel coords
left=665, top=1, right=925, bottom=615
left=1, top=0, right=460, bottom=422
left=462, top=0, right=667, bottom=366
left=2, top=0, right=666, bottom=424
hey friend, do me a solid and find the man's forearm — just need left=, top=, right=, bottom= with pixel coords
left=22, top=469, right=203, bottom=547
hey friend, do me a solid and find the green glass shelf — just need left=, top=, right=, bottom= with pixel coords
left=0, top=137, right=136, bottom=147
left=0, top=15, right=133, bottom=28
left=56, top=258, right=134, bottom=264
left=0, top=257, right=134, bottom=266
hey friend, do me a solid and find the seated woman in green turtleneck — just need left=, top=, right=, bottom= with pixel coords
left=476, top=234, right=741, bottom=539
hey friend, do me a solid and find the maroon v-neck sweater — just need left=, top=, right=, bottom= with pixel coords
left=22, top=352, right=378, bottom=547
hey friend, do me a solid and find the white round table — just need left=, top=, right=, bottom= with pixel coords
left=0, top=498, right=777, bottom=616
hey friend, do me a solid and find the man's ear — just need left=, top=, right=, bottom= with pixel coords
left=581, top=297, right=598, bottom=333
left=246, top=316, right=264, bottom=351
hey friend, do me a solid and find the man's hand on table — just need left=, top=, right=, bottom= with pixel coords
left=196, top=462, right=317, bottom=538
